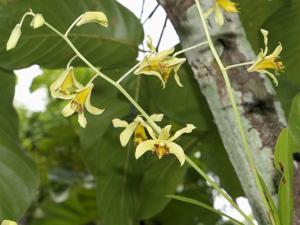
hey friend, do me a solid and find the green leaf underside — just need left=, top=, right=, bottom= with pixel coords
left=274, top=128, right=294, bottom=225
left=0, top=70, right=38, bottom=221
left=0, top=0, right=143, bottom=70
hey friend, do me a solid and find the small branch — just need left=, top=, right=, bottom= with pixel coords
left=156, top=16, right=168, bottom=50
left=64, top=16, right=82, bottom=37
left=67, top=55, right=78, bottom=68
left=142, top=4, right=159, bottom=24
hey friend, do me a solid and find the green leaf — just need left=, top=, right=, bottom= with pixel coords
left=287, top=93, right=300, bottom=152
left=167, top=195, right=244, bottom=225
left=30, top=188, right=98, bottom=225
left=0, top=70, right=38, bottom=221
left=239, top=0, right=284, bottom=51
left=274, top=128, right=294, bottom=225
left=0, top=0, right=143, bottom=70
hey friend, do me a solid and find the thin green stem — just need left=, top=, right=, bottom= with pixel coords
left=64, top=16, right=82, bottom=36
left=225, top=61, right=255, bottom=70
left=117, top=62, right=141, bottom=84
left=185, top=155, right=254, bottom=225
left=44, top=21, right=161, bottom=134
left=173, top=41, right=208, bottom=57
left=20, top=11, right=34, bottom=27
left=194, top=1, right=274, bottom=224
left=67, top=55, right=78, bottom=68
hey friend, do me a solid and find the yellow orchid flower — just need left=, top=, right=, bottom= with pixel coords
left=247, top=29, right=284, bottom=86
left=134, top=36, right=186, bottom=88
left=62, top=83, right=104, bottom=128
left=112, top=114, right=164, bottom=146
left=205, top=0, right=238, bottom=26
left=1, top=220, right=17, bottom=225
left=136, top=124, right=196, bottom=166
left=50, top=67, right=83, bottom=99
left=76, top=11, right=108, bottom=27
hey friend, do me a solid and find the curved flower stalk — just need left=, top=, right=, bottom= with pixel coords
left=62, top=83, right=104, bottom=128
left=136, top=124, right=196, bottom=166
left=248, top=29, right=284, bottom=86
left=113, top=114, right=164, bottom=146
left=205, top=0, right=238, bottom=26
left=134, top=36, right=186, bottom=88
left=50, top=67, right=83, bottom=99
left=6, top=11, right=43, bottom=51
left=1, top=220, right=17, bottom=225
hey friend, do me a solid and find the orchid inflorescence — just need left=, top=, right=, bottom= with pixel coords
left=6, top=0, right=284, bottom=166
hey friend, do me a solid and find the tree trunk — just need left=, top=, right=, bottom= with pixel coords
left=157, top=0, right=289, bottom=224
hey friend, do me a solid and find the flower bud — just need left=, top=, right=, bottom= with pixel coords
left=76, top=11, right=108, bottom=27
left=30, top=14, right=45, bottom=29
left=6, top=23, right=22, bottom=51
left=1, top=220, right=18, bottom=225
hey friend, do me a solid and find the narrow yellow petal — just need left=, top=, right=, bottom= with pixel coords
left=169, top=124, right=196, bottom=142
left=158, top=125, right=172, bottom=140
left=78, top=112, right=87, bottom=128
left=85, top=89, right=104, bottom=115
left=217, top=0, right=238, bottom=13
left=112, top=118, right=129, bottom=128
left=135, top=140, right=156, bottom=159
left=168, top=142, right=186, bottom=166
left=120, top=122, right=138, bottom=147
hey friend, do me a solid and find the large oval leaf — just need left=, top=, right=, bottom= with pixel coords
left=0, top=70, right=38, bottom=221
left=0, top=0, right=143, bottom=70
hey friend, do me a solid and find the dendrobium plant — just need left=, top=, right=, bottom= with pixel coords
left=247, top=29, right=284, bottom=86
left=135, top=124, right=196, bottom=166
left=112, top=114, right=164, bottom=146
left=62, top=83, right=104, bottom=128
left=134, top=36, right=186, bottom=88
left=50, top=67, right=83, bottom=99
left=205, top=0, right=238, bottom=26
left=5, top=4, right=288, bottom=224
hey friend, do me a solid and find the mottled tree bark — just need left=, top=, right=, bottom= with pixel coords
left=157, top=0, right=290, bottom=224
